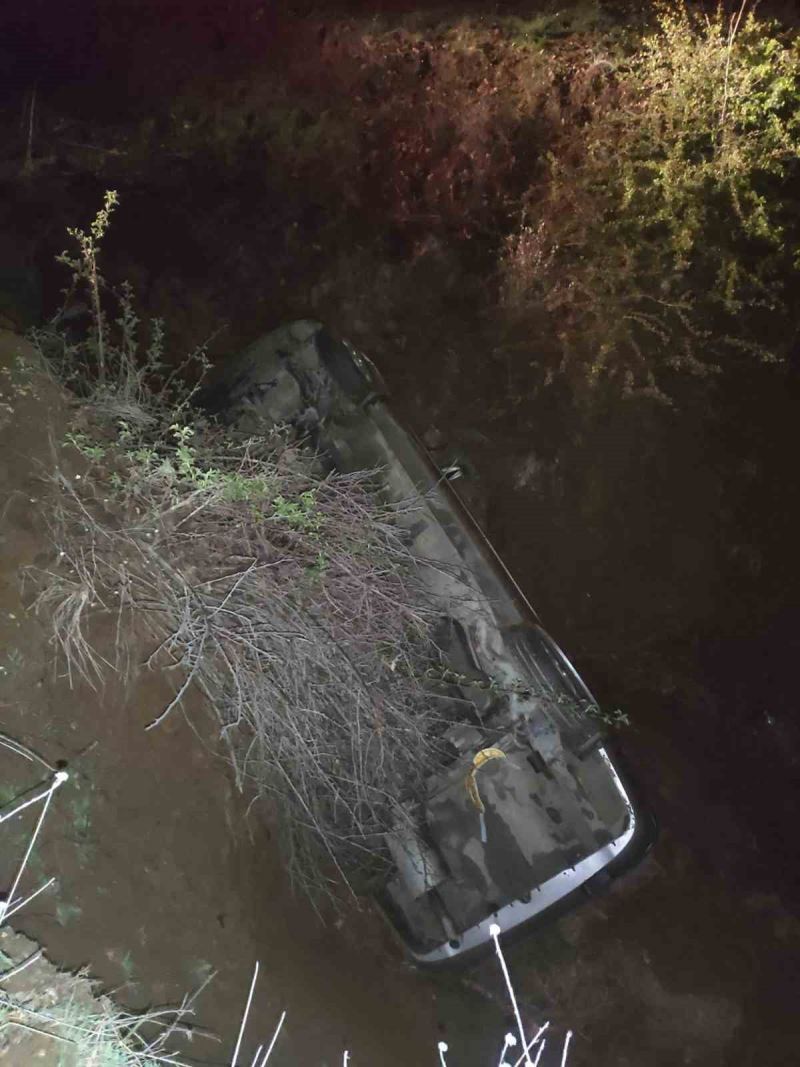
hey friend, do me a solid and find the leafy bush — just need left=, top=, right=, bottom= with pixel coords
left=502, top=2, right=800, bottom=399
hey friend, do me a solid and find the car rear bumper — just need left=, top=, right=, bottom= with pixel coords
left=378, top=746, right=657, bottom=967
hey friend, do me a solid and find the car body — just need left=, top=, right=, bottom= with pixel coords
left=205, top=320, right=656, bottom=965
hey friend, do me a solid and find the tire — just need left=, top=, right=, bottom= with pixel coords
left=315, top=328, right=387, bottom=404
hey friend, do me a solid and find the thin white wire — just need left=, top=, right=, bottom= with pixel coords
left=512, top=1021, right=550, bottom=1067
left=498, top=1031, right=517, bottom=1066
left=0, top=763, right=573, bottom=1067
left=0, top=949, right=43, bottom=982
left=0, top=736, right=33, bottom=763
left=490, top=924, right=532, bottom=1066
left=0, top=733, right=55, bottom=771
left=230, top=960, right=259, bottom=1067
left=560, top=1030, right=573, bottom=1067
left=0, top=775, right=67, bottom=826
left=258, top=1010, right=286, bottom=1066
left=0, top=772, right=67, bottom=927
left=2, top=877, right=56, bottom=921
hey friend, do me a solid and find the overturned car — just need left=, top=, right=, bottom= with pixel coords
left=205, top=321, right=655, bottom=965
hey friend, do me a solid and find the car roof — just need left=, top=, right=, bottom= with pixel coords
left=209, top=320, right=640, bottom=957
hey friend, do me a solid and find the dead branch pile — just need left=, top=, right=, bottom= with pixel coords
left=35, top=422, right=447, bottom=898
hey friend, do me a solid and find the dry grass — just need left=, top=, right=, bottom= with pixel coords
left=0, top=986, right=202, bottom=1066
left=0, top=927, right=211, bottom=1067
left=35, top=416, right=451, bottom=900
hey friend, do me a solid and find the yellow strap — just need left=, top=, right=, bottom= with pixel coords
left=465, top=747, right=506, bottom=813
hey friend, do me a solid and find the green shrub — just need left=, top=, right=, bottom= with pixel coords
left=502, top=3, right=800, bottom=399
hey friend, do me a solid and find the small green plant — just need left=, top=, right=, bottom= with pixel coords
left=65, top=431, right=106, bottom=461
left=56, top=190, right=119, bottom=385
left=587, top=704, right=630, bottom=729
left=118, top=949, right=136, bottom=983
left=31, top=194, right=210, bottom=439
left=69, top=790, right=92, bottom=838
left=306, top=550, right=329, bottom=579
left=272, top=489, right=322, bottom=532
left=221, top=471, right=272, bottom=502
left=55, top=901, right=83, bottom=927
left=423, top=664, right=630, bottom=729
left=0, top=648, right=24, bottom=680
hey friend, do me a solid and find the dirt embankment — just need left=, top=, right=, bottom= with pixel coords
left=0, top=327, right=509, bottom=1064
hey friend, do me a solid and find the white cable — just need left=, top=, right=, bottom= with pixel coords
left=490, top=924, right=532, bottom=1065
left=560, top=1030, right=573, bottom=1067
left=258, top=1010, right=286, bottom=1065
left=497, top=1031, right=518, bottom=1066
left=230, top=961, right=259, bottom=1066
left=0, top=949, right=42, bottom=982
left=0, top=773, right=66, bottom=927
left=2, top=877, right=56, bottom=921
left=512, top=1021, right=549, bottom=1067
left=0, top=771, right=68, bottom=825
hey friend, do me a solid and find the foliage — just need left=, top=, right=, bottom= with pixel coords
left=501, top=2, right=800, bottom=399
left=35, top=5, right=799, bottom=408
left=172, top=4, right=800, bottom=401
left=424, top=663, right=630, bottom=728
left=33, top=190, right=207, bottom=432
left=56, top=190, right=119, bottom=387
